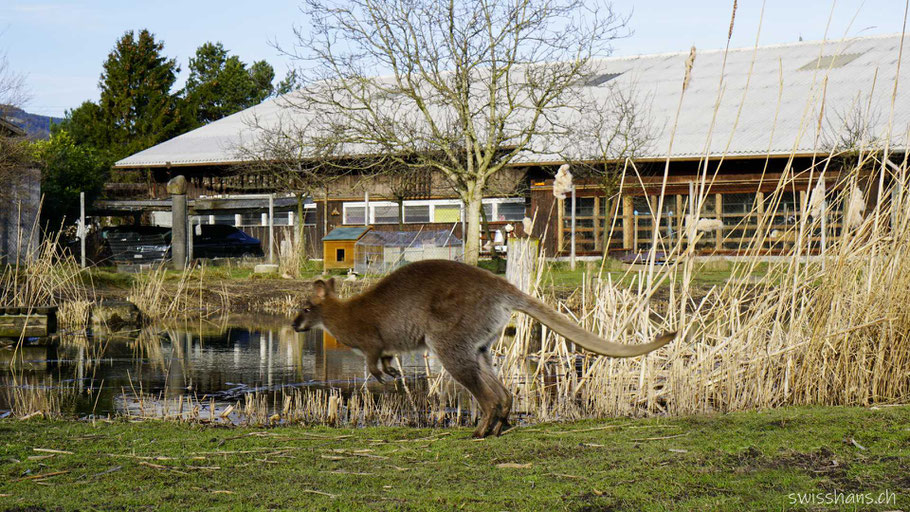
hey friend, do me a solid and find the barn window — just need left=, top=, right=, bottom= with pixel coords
left=336, top=248, right=345, bottom=262
left=344, top=206, right=365, bottom=225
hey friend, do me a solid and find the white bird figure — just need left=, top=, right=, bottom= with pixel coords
left=808, top=180, right=826, bottom=219
left=522, top=216, right=533, bottom=235
left=844, top=185, right=866, bottom=230
left=552, top=164, right=573, bottom=200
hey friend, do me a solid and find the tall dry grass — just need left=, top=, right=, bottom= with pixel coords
left=0, top=230, right=94, bottom=330
left=127, top=262, right=231, bottom=322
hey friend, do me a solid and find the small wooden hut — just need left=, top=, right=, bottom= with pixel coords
left=322, top=226, right=371, bottom=272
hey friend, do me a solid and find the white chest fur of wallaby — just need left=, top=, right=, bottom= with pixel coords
left=292, top=260, right=675, bottom=438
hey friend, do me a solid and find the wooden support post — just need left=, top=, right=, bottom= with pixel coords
left=715, top=193, right=723, bottom=251
left=651, top=194, right=659, bottom=250
left=593, top=196, right=600, bottom=252
left=622, top=196, right=633, bottom=249
left=676, top=194, right=684, bottom=238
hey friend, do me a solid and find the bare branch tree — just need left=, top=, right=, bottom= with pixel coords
left=0, top=47, right=29, bottom=115
left=0, top=46, right=31, bottom=200
left=235, top=113, right=355, bottom=258
left=274, top=0, right=630, bottom=264
left=823, top=95, right=883, bottom=174
left=561, top=81, right=656, bottom=250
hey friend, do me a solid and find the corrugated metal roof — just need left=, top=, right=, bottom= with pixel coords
left=116, top=33, right=910, bottom=169
left=322, top=226, right=371, bottom=241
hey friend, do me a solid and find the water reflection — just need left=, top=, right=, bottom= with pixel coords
left=0, top=316, right=441, bottom=417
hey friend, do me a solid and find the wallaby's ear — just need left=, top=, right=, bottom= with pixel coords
left=313, top=279, right=328, bottom=299
left=325, top=277, right=336, bottom=296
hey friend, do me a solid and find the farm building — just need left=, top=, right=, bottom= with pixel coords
left=112, top=34, right=910, bottom=259
left=354, top=230, right=463, bottom=275
left=322, top=226, right=370, bottom=272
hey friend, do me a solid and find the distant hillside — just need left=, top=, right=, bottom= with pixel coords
left=1, top=106, right=63, bottom=139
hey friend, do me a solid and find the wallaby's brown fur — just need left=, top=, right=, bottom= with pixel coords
left=292, top=260, right=675, bottom=438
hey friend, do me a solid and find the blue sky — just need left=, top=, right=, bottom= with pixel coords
left=1, top=0, right=906, bottom=117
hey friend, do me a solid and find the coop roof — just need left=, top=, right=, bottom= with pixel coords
left=115, top=33, right=910, bottom=169
left=322, top=226, right=371, bottom=241
left=355, top=230, right=462, bottom=247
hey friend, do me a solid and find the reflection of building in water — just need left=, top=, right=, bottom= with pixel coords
left=1, top=321, right=446, bottom=416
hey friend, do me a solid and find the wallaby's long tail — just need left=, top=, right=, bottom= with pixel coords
left=513, top=292, right=675, bottom=357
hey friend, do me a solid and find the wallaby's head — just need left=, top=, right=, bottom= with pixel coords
left=292, top=278, right=336, bottom=332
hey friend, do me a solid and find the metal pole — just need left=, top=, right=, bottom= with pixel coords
left=268, top=194, right=275, bottom=264
left=79, top=191, right=86, bottom=268
left=570, top=186, right=576, bottom=271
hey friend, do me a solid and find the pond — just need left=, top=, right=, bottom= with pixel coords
left=0, top=315, right=444, bottom=420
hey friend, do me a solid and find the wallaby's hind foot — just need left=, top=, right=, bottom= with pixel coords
left=366, top=352, right=386, bottom=383
left=381, top=356, right=401, bottom=379
left=490, top=417, right=511, bottom=437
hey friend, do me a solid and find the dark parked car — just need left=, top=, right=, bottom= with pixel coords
left=102, top=225, right=263, bottom=264
left=193, top=225, right=264, bottom=259
left=102, top=226, right=171, bottom=263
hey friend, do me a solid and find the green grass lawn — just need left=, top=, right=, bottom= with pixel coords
left=1, top=406, right=907, bottom=511
left=542, top=259, right=773, bottom=290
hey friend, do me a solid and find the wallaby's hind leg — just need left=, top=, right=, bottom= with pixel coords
left=478, top=348, right=512, bottom=436
left=365, top=351, right=385, bottom=383
left=436, top=345, right=511, bottom=438
left=381, top=356, right=401, bottom=379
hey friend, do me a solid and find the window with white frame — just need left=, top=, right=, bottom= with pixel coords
left=433, top=204, right=461, bottom=223
left=496, top=201, right=526, bottom=221
left=341, top=198, right=524, bottom=225
left=404, top=204, right=430, bottom=223
left=373, top=205, right=399, bottom=224
left=343, top=205, right=366, bottom=225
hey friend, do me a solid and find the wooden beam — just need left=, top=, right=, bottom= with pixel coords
left=715, top=193, right=723, bottom=251
left=623, top=196, right=633, bottom=249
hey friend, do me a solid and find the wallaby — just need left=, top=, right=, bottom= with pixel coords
left=292, top=259, right=675, bottom=438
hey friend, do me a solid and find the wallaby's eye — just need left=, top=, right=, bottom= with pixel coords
left=303, top=307, right=311, bottom=313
